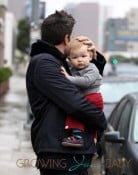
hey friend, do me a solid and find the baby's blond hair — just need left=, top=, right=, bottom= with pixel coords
left=65, top=39, right=93, bottom=59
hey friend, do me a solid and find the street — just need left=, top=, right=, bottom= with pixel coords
left=0, top=72, right=39, bottom=175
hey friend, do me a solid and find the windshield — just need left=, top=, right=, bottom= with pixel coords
left=133, top=108, right=138, bottom=142
left=101, top=82, right=138, bottom=103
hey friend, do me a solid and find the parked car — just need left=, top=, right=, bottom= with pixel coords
left=101, top=92, right=138, bottom=175
left=101, top=74, right=138, bottom=118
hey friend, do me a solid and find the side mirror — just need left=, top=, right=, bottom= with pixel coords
left=104, top=131, right=125, bottom=143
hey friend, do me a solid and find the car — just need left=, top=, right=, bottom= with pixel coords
left=101, top=74, right=138, bottom=118
left=101, top=92, right=138, bottom=175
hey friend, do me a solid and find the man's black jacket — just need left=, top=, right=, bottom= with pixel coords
left=26, top=40, right=107, bottom=156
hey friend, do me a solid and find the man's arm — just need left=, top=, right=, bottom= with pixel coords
left=92, top=51, right=106, bottom=76
left=34, top=56, right=107, bottom=131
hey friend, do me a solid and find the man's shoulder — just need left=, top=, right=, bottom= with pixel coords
left=32, top=53, right=55, bottom=59
left=31, top=53, right=60, bottom=64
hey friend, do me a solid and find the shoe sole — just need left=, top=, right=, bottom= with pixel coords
left=61, top=142, right=83, bottom=148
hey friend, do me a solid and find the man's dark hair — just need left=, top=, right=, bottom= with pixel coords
left=41, top=10, right=75, bottom=45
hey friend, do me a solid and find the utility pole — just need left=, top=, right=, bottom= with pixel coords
left=26, top=0, right=46, bottom=45
left=30, top=0, right=40, bottom=44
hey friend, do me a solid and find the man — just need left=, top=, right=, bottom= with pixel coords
left=26, top=10, right=107, bottom=175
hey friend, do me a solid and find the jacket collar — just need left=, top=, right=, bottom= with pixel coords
left=30, top=40, right=66, bottom=60
left=30, top=40, right=71, bottom=74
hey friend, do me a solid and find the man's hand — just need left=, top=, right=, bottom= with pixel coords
left=75, top=36, right=97, bottom=59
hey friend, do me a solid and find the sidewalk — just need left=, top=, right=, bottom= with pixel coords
left=0, top=72, right=39, bottom=175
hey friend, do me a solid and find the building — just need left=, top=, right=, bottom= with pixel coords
left=103, top=18, right=128, bottom=52
left=65, top=2, right=108, bottom=51
left=104, top=8, right=138, bottom=55
left=7, top=0, right=26, bottom=22
left=0, top=2, right=6, bottom=66
left=4, top=12, right=16, bottom=67
left=127, top=8, right=138, bottom=30
left=126, top=8, right=138, bottom=53
left=0, top=0, right=17, bottom=67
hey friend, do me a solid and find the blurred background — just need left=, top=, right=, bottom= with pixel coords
left=0, top=0, right=138, bottom=175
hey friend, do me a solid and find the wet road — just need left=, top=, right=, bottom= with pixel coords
left=0, top=73, right=39, bottom=175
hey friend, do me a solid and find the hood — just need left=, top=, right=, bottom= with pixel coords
left=30, top=40, right=65, bottom=60
left=30, top=40, right=71, bottom=74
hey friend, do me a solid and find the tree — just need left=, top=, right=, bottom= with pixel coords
left=17, top=19, right=30, bottom=53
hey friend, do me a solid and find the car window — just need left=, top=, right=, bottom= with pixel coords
left=117, top=100, right=132, bottom=138
left=109, top=98, right=127, bottom=129
left=133, top=108, right=138, bottom=142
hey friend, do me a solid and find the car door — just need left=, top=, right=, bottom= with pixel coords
left=105, top=98, right=132, bottom=175
left=115, top=99, right=133, bottom=175
left=104, top=98, right=127, bottom=174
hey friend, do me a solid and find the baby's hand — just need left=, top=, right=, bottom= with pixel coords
left=60, top=66, right=69, bottom=77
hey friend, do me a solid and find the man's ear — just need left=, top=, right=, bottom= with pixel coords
left=64, top=34, right=70, bottom=45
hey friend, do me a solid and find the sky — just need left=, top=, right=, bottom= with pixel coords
left=41, top=0, right=138, bottom=17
